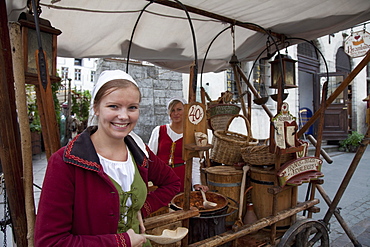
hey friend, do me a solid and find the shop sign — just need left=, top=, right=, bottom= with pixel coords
left=277, top=157, right=323, bottom=187
left=344, top=31, right=370, bottom=58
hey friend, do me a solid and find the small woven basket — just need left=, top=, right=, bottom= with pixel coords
left=210, top=115, right=258, bottom=165
left=241, top=140, right=295, bottom=166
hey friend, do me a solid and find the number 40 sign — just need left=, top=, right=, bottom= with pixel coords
left=188, top=104, right=204, bottom=125
left=183, top=102, right=208, bottom=161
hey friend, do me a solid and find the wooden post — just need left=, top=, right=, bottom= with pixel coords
left=231, top=63, right=248, bottom=118
left=10, top=21, right=36, bottom=246
left=0, top=1, right=28, bottom=245
left=235, top=64, right=273, bottom=118
left=34, top=49, right=61, bottom=159
left=183, top=101, right=211, bottom=246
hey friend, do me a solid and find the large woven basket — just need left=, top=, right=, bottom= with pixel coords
left=210, top=115, right=258, bottom=165
left=241, top=140, right=295, bottom=166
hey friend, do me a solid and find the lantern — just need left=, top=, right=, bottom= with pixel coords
left=17, top=12, right=62, bottom=159
left=18, top=12, right=61, bottom=85
left=269, top=54, right=297, bottom=89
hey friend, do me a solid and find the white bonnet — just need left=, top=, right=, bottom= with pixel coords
left=88, top=70, right=138, bottom=126
left=166, top=97, right=187, bottom=112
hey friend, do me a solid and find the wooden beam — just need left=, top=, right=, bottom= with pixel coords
left=144, top=208, right=199, bottom=230
left=148, top=0, right=283, bottom=40
left=0, top=0, right=28, bottom=246
left=188, top=199, right=319, bottom=247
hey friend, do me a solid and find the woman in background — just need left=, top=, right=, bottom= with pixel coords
left=34, top=70, right=181, bottom=247
left=148, top=98, right=208, bottom=193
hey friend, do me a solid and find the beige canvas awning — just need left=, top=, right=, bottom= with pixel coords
left=6, top=0, right=370, bottom=72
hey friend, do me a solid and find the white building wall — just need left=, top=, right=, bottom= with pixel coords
left=56, top=57, right=98, bottom=93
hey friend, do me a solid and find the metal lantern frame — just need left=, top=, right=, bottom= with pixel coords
left=269, top=54, right=297, bottom=89
left=18, top=12, right=61, bottom=86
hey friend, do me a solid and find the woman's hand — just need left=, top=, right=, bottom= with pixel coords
left=127, top=229, right=146, bottom=247
left=137, top=211, right=146, bottom=234
left=193, top=184, right=209, bottom=192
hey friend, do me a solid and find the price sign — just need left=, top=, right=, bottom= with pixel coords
left=188, top=104, right=204, bottom=125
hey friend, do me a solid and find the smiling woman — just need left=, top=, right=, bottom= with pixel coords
left=34, top=70, right=181, bottom=247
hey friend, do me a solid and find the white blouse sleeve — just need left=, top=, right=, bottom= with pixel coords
left=148, top=126, right=160, bottom=155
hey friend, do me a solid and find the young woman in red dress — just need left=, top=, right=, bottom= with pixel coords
left=148, top=98, right=208, bottom=193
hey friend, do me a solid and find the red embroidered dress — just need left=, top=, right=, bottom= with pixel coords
left=156, top=125, right=186, bottom=192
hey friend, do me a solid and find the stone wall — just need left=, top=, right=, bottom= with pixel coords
left=96, top=58, right=184, bottom=143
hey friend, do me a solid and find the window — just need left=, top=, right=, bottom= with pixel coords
left=226, top=69, right=239, bottom=100
left=74, top=69, right=81, bottom=81
left=61, top=67, right=68, bottom=79
left=252, top=59, right=269, bottom=99
left=91, top=71, right=96, bottom=82
left=74, top=58, right=82, bottom=66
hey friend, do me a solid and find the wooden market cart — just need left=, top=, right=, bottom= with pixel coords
left=1, top=1, right=370, bottom=246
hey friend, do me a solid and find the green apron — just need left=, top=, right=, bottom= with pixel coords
left=109, top=153, right=151, bottom=246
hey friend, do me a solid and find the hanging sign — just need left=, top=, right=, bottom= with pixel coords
left=344, top=30, right=370, bottom=58
left=277, top=157, right=324, bottom=187
left=270, top=102, right=306, bottom=154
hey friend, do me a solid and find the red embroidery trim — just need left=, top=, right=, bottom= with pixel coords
left=115, top=234, right=127, bottom=247
left=143, top=201, right=151, bottom=216
left=65, top=137, right=101, bottom=171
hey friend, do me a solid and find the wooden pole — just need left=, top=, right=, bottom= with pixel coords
left=235, top=64, right=273, bottom=118
left=323, top=125, right=370, bottom=224
left=317, top=185, right=362, bottom=247
left=0, top=0, right=28, bottom=245
left=188, top=199, right=319, bottom=247
left=231, top=63, right=248, bottom=118
left=147, top=0, right=283, bottom=40
left=9, top=21, right=35, bottom=247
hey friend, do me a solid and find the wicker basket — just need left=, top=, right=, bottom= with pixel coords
left=210, top=115, right=258, bottom=165
left=241, top=141, right=295, bottom=166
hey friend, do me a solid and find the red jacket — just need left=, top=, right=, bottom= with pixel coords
left=34, top=127, right=181, bottom=247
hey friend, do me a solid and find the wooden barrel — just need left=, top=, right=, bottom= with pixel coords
left=205, top=166, right=243, bottom=225
left=249, top=166, right=297, bottom=231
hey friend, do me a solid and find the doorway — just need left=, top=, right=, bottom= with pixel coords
left=321, top=47, right=352, bottom=141
left=319, top=73, right=350, bottom=140
left=297, top=42, right=320, bottom=138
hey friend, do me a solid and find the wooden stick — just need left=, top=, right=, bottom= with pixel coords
left=10, top=21, right=35, bottom=247
left=316, top=185, right=362, bottom=247
left=231, top=63, right=248, bottom=118
left=144, top=208, right=199, bottom=230
left=235, top=64, right=274, bottom=118
left=147, top=0, right=283, bottom=40
left=0, top=1, right=28, bottom=245
left=323, top=125, right=370, bottom=224
left=188, top=199, right=319, bottom=247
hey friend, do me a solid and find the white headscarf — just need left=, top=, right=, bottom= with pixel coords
left=166, top=97, right=187, bottom=116
left=88, top=69, right=148, bottom=157
left=88, top=70, right=138, bottom=126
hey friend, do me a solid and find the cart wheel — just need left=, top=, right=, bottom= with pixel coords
left=277, top=218, right=329, bottom=247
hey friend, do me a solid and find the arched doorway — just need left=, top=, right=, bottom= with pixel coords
left=319, top=47, right=351, bottom=141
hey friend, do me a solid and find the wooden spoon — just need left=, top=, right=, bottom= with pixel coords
left=143, top=227, right=188, bottom=244
left=200, top=189, right=217, bottom=209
